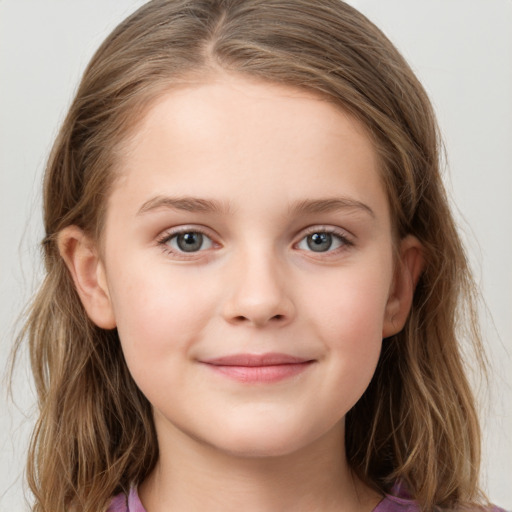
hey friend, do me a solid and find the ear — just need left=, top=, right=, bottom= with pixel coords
left=57, top=226, right=116, bottom=329
left=382, top=235, right=424, bottom=338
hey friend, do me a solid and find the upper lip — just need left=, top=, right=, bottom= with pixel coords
left=202, top=353, right=313, bottom=367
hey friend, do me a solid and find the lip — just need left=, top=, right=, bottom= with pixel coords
left=200, top=353, right=315, bottom=383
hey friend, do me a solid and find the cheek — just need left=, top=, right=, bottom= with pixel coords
left=300, top=264, right=392, bottom=388
left=106, top=261, right=217, bottom=367
left=303, top=264, right=391, bottom=338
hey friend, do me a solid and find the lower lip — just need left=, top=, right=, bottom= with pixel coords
left=204, top=362, right=313, bottom=383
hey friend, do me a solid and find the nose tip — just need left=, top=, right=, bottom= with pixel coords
left=221, top=259, right=295, bottom=328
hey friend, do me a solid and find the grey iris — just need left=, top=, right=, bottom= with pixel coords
left=307, top=232, right=333, bottom=252
left=177, top=232, right=203, bottom=252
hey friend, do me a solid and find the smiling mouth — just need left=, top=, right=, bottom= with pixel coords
left=201, top=353, right=315, bottom=383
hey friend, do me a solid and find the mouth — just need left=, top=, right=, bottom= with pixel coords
left=200, top=353, right=315, bottom=383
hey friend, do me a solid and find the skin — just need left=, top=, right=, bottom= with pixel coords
left=59, top=74, right=423, bottom=512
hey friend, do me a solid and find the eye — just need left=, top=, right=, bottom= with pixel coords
left=296, top=230, right=350, bottom=253
left=162, top=230, right=214, bottom=253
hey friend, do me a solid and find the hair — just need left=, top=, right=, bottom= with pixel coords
left=16, top=1, right=488, bottom=511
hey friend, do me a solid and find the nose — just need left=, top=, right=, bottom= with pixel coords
left=221, top=249, right=295, bottom=328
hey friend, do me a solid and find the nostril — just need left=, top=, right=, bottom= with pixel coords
left=232, top=313, right=285, bottom=324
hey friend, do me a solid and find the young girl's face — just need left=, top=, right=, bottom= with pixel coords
left=71, top=75, right=418, bottom=459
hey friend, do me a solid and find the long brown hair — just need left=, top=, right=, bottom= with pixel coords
left=17, top=1, right=487, bottom=510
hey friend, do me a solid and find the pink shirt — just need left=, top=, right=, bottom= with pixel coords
left=107, top=486, right=422, bottom=512
left=108, top=485, right=506, bottom=512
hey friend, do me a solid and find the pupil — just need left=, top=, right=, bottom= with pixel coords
left=177, top=232, right=203, bottom=252
left=307, top=233, right=332, bottom=252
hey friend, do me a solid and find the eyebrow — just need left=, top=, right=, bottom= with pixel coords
left=137, top=195, right=374, bottom=218
left=137, top=196, right=232, bottom=216
left=289, top=198, right=375, bottom=218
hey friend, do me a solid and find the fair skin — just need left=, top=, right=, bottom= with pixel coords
left=59, top=75, right=423, bottom=512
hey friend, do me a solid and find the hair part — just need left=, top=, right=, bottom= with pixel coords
left=17, top=1, right=487, bottom=510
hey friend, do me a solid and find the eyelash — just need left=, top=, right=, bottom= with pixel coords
left=156, top=227, right=216, bottom=259
left=296, top=227, right=354, bottom=255
left=156, top=226, right=354, bottom=259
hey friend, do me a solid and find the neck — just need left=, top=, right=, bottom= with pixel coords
left=139, top=420, right=381, bottom=512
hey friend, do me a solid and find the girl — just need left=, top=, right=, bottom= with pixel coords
left=16, top=1, right=506, bottom=511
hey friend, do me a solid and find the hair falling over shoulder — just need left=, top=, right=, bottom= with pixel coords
left=15, top=1, right=489, bottom=511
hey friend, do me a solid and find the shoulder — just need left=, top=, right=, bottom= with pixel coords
left=373, top=494, right=508, bottom=512
left=373, top=494, right=420, bottom=512
left=107, top=487, right=146, bottom=512
left=372, top=481, right=420, bottom=512
left=373, top=482, right=508, bottom=512
left=107, top=491, right=127, bottom=512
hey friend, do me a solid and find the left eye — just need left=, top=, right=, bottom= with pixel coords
left=297, top=232, right=346, bottom=253
left=166, top=231, right=214, bottom=253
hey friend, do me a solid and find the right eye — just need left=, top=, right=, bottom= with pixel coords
left=160, top=230, right=214, bottom=253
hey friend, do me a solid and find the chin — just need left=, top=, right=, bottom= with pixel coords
left=203, top=417, right=334, bottom=460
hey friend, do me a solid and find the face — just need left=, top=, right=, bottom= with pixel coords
left=76, top=75, right=413, bottom=459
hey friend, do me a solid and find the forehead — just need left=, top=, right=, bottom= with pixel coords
left=109, top=74, right=388, bottom=223
left=139, top=76, right=370, bottom=146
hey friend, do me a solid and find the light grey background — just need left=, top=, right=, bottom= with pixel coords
left=1, top=1, right=511, bottom=510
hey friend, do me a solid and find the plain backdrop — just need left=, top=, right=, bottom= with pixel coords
left=1, top=1, right=511, bottom=510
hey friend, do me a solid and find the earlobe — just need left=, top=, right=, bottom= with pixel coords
left=382, top=235, right=424, bottom=338
left=57, top=226, right=116, bottom=329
